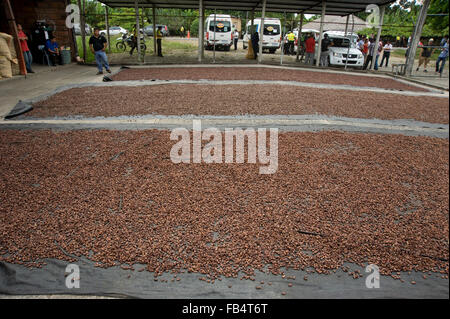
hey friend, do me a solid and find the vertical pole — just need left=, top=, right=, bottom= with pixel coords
left=370, top=5, right=385, bottom=70
left=153, top=4, right=157, bottom=56
left=77, top=0, right=86, bottom=62
left=4, top=0, right=26, bottom=75
left=344, top=15, right=349, bottom=37
left=198, top=0, right=204, bottom=62
left=281, top=11, right=286, bottom=65
left=315, top=1, right=326, bottom=67
left=405, top=0, right=431, bottom=77
left=135, top=0, right=141, bottom=63
left=296, top=13, right=304, bottom=61
left=258, top=0, right=267, bottom=64
left=213, top=10, right=216, bottom=63
left=105, top=5, right=111, bottom=52
left=345, top=14, right=355, bottom=70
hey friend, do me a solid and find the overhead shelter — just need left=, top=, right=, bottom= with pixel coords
left=97, top=0, right=396, bottom=67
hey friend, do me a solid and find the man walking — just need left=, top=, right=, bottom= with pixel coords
left=89, top=27, right=111, bottom=75
left=417, top=39, right=434, bottom=72
left=17, top=24, right=34, bottom=73
left=156, top=26, right=163, bottom=57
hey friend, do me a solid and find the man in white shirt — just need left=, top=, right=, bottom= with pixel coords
left=380, top=40, right=393, bottom=68
left=233, top=30, right=239, bottom=51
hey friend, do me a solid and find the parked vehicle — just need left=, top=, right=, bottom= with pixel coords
left=143, top=25, right=170, bottom=37
left=100, top=26, right=127, bottom=37
left=324, top=33, right=364, bottom=68
left=204, top=14, right=233, bottom=51
left=243, top=18, right=282, bottom=53
left=74, top=23, right=91, bottom=35
left=116, top=32, right=146, bottom=52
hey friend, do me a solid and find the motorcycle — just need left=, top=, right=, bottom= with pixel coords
left=116, top=32, right=146, bottom=53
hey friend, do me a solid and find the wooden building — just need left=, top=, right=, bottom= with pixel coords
left=0, top=0, right=76, bottom=75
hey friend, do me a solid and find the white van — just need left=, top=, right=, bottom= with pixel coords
left=204, top=14, right=233, bottom=51
left=243, top=18, right=282, bottom=53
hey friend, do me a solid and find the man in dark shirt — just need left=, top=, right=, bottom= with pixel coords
left=320, top=34, right=333, bottom=67
left=251, top=32, right=259, bottom=60
left=89, top=27, right=111, bottom=75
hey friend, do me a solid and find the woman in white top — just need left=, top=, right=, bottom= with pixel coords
left=380, top=40, right=393, bottom=68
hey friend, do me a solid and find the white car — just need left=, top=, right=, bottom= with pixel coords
left=100, top=26, right=127, bottom=37
left=324, top=34, right=364, bottom=68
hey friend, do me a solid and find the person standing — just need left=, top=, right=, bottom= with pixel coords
left=417, top=38, right=434, bottom=72
left=379, top=40, right=392, bottom=68
left=374, top=40, right=383, bottom=70
left=156, top=26, right=163, bottom=57
left=129, top=24, right=138, bottom=56
left=363, top=38, right=375, bottom=70
left=251, top=32, right=259, bottom=60
left=436, top=38, right=449, bottom=76
left=286, top=30, right=296, bottom=55
left=320, top=33, right=332, bottom=67
left=17, top=24, right=34, bottom=73
left=89, top=27, right=111, bottom=75
left=304, top=33, right=315, bottom=65
left=233, top=30, right=239, bottom=51
left=180, top=26, right=185, bottom=38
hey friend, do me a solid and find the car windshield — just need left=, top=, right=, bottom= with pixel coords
left=209, top=21, right=231, bottom=32
left=330, top=37, right=351, bottom=48
left=264, top=24, right=280, bottom=35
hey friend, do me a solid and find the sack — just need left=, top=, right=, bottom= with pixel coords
left=0, top=56, right=12, bottom=78
left=0, top=32, right=12, bottom=60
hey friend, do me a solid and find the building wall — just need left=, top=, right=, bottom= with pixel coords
left=1, top=0, right=76, bottom=57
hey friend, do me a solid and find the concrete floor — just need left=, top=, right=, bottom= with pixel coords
left=0, top=64, right=120, bottom=119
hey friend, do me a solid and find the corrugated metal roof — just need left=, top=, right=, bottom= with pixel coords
left=98, top=0, right=396, bottom=15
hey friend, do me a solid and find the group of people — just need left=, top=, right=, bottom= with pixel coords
left=415, top=36, right=449, bottom=75
left=17, top=23, right=63, bottom=73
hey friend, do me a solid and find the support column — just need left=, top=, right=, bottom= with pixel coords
left=258, top=0, right=267, bottom=64
left=344, top=14, right=355, bottom=70
left=153, top=4, right=157, bottom=56
left=315, top=1, right=326, bottom=67
left=105, top=5, right=111, bottom=52
left=134, top=0, right=141, bottom=62
left=213, top=10, right=217, bottom=63
left=370, top=5, right=385, bottom=70
left=405, top=0, right=431, bottom=77
left=198, top=0, right=204, bottom=62
left=296, top=13, right=304, bottom=61
left=77, top=0, right=86, bottom=62
left=3, top=0, right=26, bottom=75
left=344, top=15, right=349, bottom=37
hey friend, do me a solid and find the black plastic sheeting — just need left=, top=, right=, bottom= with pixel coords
left=4, top=101, right=33, bottom=119
left=0, top=258, right=448, bottom=298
